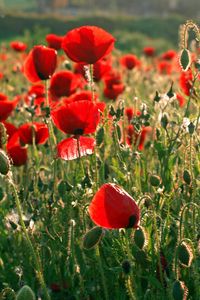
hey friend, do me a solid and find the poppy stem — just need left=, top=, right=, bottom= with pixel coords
left=96, top=246, right=109, bottom=300
left=89, top=64, right=95, bottom=101
left=8, top=177, right=51, bottom=300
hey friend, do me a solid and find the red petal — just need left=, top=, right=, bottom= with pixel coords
left=57, top=136, right=95, bottom=160
left=89, top=183, right=140, bottom=229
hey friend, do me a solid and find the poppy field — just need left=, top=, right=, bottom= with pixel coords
left=0, top=20, right=199, bottom=300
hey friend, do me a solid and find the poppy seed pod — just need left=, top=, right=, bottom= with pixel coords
left=88, top=183, right=140, bottom=229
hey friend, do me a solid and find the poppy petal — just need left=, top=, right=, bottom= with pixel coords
left=57, top=136, right=95, bottom=160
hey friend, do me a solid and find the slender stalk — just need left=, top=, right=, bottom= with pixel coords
left=9, top=177, right=51, bottom=300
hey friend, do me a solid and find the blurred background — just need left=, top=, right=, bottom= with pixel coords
left=1, top=0, right=200, bottom=52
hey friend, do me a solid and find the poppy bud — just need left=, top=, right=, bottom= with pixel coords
left=161, top=113, right=169, bottom=129
left=149, top=174, right=161, bottom=187
left=16, top=285, right=36, bottom=300
left=133, top=226, right=147, bottom=249
left=177, top=242, right=193, bottom=267
left=0, top=122, right=8, bottom=146
left=172, top=280, right=188, bottom=300
left=122, top=259, right=131, bottom=274
left=183, top=170, right=191, bottom=185
left=0, top=149, right=10, bottom=175
left=133, top=249, right=149, bottom=267
left=83, top=226, right=104, bottom=250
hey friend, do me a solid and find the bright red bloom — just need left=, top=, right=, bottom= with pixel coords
left=143, top=46, right=156, bottom=57
left=46, top=34, right=64, bottom=50
left=10, top=41, right=27, bottom=52
left=57, top=136, right=95, bottom=161
left=28, top=84, right=45, bottom=99
left=24, top=45, right=57, bottom=83
left=7, top=132, right=28, bottom=166
left=18, top=122, right=49, bottom=145
left=49, top=71, right=79, bottom=99
left=179, top=70, right=193, bottom=96
left=0, top=96, right=18, bottom=121
left=120, top=54, right=140, bottom=70
left=89, top=183, right=140, bottom=229
left=51, top=100, right=100, bottom=135
left=161, top=50, right=177, bottom=60
left=63, top=90, right=97, bottom=103
left=62, top=26, right=115, bottom=64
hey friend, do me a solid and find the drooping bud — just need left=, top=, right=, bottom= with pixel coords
left=83, top=226, right=104, bottom=250
left=183, top=170, right=191, bottom=185
left=149, top=174, right=161, bottom=187
left=122, top=259, right=131, bottom=274
left=177, top=241, right=193, bottom=267
left=179, top=48, right=191, bottom=72
left=133, top=226, right=148, bottom=249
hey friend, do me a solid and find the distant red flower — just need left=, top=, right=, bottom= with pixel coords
left=7, top=132, right=28, bottom=166
left=62, top=26, right=115, bottom=64
left=88, top=183, right=140, bottom=229
left=28, top=84, right=45, bottom=99
left=176, top=93, right=185, bottom=107
left=125, top=108, right=141, bottom=123
left=0, top=96, right=18, bottom=121
left=49, top=71, right=79, bottom=99
left=120, top=54, right=140, bottom=70
left=157, top=61, right=172, bottom=75
left=143, top=46, right=156, bottom=57
left=46, top=34, right=64, bottom=50
left=161, top=50, right=177, bottom=60
left=18, top=122, right=49, bottom=145
left=75, top=57, right=112, bottom=82
left=24, top=45, right=57, bottom=83
left=126, top=125, right=152, bottom=151
left=103, top=70, right=125, bottom=100
left=51, top=100, right=100, bottom=160
left=179, top=70, right=193, bottom=96
left=10, top=41, right=27, bottom=52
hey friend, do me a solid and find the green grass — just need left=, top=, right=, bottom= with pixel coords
left=0, top=13, right=186, bottom=53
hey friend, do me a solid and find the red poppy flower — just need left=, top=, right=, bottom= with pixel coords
left=0, top=97, right=18, bottom=121
left=103, top=70, right=125, bottom=100
left=120, top=54, right=141, bottom=70
left=51, top=100, right=100, bottom=135
left=143, top=46, right=156, bottom=57
left=10, top=41, right=27, bottom=52
left=46, top=34, right=64, bottom=50
left=7, top=132, right=28, bottom=166
left=88, top=183, right=140, bottom=229
left=157, top=61, right=172, bottom=75
left=57, top=136, right=95, bottom=160
left=161, top=50, right=177, bottom=60
left=49, top=71, right=79, bottom=99
left=62, top=26, right=115, bottom=64
left=179, top=70, right=193, bottom=96
left=24, top=45, right=57, bottom=83
left=28, top=84, right=45, bottom=99
left=18, top=122, right=49, bottom=145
